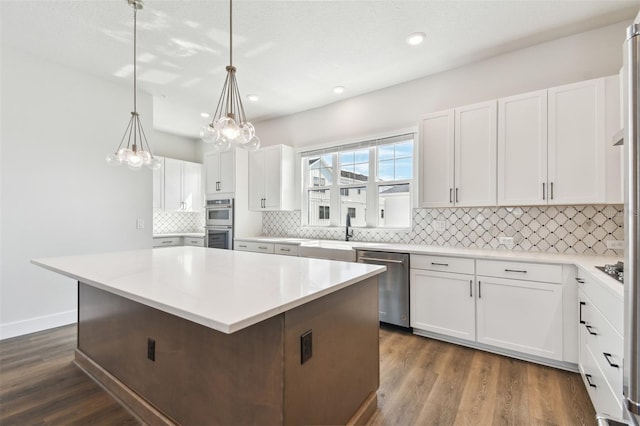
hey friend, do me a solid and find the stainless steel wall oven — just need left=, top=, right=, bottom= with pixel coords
left=205, top=198, right=234, bottom=250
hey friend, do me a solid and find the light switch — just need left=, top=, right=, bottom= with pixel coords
left=136, top=218, right=144, bottom=229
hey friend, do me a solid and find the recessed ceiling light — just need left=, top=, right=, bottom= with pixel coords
left=200, top=112, right=210, bottom=118
left=333, top=86, right=345, bottom=94
left=406, top=32, right=426, bottom=46
left=247, top=94, right=259, bottom=102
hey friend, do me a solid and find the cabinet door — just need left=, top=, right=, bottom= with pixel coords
left=248, top=150, right=265, bottom=210
left=264, top=147, right=282, bottom=209
left=497, top=90, right=548, bottom=206
left=164, top=158, right=183, bottom=211
left=218, top=150, right=235, bottom=193
left=204, top=151, right=220, bottom=195
left=419, top=110, right=455, bottom=207
left=476, top=276, right=563, bottom=360
left=548, top=78, right=606, bottom=204
left=152, top=156, right=164, bottom=210
left=182, top=161, right=202, bottom=212
left=410, top=269, right=476, bottom=341
left=455, top=100, right=497, bottom=207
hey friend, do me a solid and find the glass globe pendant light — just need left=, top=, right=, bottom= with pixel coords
left=200, top=0, right=260, bottom=152
left=106, top=0, right=161, bottom=171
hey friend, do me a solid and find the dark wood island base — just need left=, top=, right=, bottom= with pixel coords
left=74, top=277, right=380, bottom=425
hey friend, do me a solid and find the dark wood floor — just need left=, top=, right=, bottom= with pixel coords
left=0, top=324, right=595, bottom=425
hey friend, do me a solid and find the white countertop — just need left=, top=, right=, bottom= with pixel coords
left=154, top=232, right=205, bottom=238
left=32, top=247, right=385, bottom=334
left=236, top=237, right=624, bottom=297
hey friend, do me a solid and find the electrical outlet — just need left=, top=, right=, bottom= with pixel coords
left=147, top=338, right=155, bottom=361
left=300, top=330, right=312, bottom=364
left=136, top=218, right=144, bottom=229
left=433, top=220, right=446, bottom=232
left=606, top=240, right=624, bottom=250
left=499, top=236, right=514, bottom=245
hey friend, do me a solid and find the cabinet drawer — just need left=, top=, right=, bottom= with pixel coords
left=153, top=237, right=181, bottom=248
left=274, top=244, right=298, bottom=256
left=476, top=259, right=562, bottom=283
left=581, top=340, right=623, bottom=418
left=183, top=237, right=205, bottom=247
left=580, top=290, right=623, bottom=397
left=577, top=268, right=623, bottom=334
left=234, top=241, right=275, bottom=254
left=411, top=254, right=474, bottom=275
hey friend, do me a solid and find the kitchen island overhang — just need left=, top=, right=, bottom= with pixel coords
left=32, top=247, right=386, bottom=425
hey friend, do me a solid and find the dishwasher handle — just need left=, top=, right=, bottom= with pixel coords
left=358, top=256, right=405, bottom=264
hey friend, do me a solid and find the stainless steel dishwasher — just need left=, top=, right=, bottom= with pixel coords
left=356, top=250, right=410, bottom=328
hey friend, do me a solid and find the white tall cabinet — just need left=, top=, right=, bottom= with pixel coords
left=249, top=144, right=295, bottom=211
left=419, top=100, right=497, bottom=207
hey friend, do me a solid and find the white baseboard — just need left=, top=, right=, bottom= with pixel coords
left=0, top=310, right=77, bottom=340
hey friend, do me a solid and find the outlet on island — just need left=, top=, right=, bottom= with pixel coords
left=300, top=330, right=312, bottom=364
left=147, top=338, right=156, bottom=361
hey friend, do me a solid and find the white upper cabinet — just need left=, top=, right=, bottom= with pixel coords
left=497, top=90, right=548, bottom=205
left=548, top=78, right=606, bottom=205
left=419, top=101, right=497, bottom=208
left=455, top=100, right=497, bottom=207
left=158, top=158, right=203, bottom=212
left=419, top=110, right=455, bottom=207
left=152, top=156, right=165, bottom=210
left=249, top=144, right=295, bottom=211
left=205, top=150, right=235, bottom=195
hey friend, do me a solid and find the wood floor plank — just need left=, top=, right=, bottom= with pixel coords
left=0, top=323, right=596, bottom=426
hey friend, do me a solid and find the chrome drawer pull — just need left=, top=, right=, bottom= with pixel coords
left=238, top=244, right=247, bottom=248
left=585, top=325, right=598, bottom=336
left=505, top=269, right=527, bottom=273
left=280, top=248, right=291, bottom=252
left=431, top=262, right=449, bottom=267
left=585, top=374, right=596, bottom=388
left=258, top=246, right=268, bottom=250
left=603, top=353, right=619, bottom=368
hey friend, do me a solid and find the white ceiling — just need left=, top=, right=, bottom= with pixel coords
left=2, top=0, right=639, bottom=137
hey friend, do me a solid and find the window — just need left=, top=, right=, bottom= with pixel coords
left=302, top=133, right=414, bottom=228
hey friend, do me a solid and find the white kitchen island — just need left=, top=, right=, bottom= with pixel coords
left=32, top=247, right=385, bottom=425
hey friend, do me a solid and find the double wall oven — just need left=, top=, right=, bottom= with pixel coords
left=205, top=197, right=234, bottom=250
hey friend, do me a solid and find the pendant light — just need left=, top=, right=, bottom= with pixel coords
left=106, top=0, right=161, bottom=171
left=200, top=0, right=260, bottom=152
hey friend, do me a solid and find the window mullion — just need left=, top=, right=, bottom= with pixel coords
left=366, top=147, right=376, bottom=227
left=331, top=153, right=340, bottom=227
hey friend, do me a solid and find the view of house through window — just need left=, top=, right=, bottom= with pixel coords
left=302, top=133, right=414, bottom=229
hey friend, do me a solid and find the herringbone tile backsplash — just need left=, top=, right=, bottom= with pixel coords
left=263, top=205, right=624, bottom=256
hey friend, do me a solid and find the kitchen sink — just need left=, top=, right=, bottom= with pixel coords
left=297, top=240, right=382, bottom=262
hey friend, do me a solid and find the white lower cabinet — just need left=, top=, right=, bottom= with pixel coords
left=411, top=268, right=475, bottom=341
left=411, top=255, right=567, bottom=365
left=577, top=269, right=624, bottom=417
left=475, top=276, right=563, bottom=361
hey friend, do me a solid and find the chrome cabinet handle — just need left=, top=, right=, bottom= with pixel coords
left=603, top=353, right=619, bottom=368
left=586, top=325, right=598, bottom=335
left=455, top=188, right=459, bottom=203
left=542, top=182, right=546, bottom=200
left=449, top=188, right=453, bottom=203
left=469, top=280, right=473, bottom=297
left=431, top=262, right=449, bottom=267
left=478, top=281, right=482, bottom=299
left=550, top=182, right=554, bottom=200
left=579, top=301, right=586, bottom=324
left=505, top=269, right=527, bottom=273
left=585, top=374, right=596, bottom=388
left=576, top=277, right=585, bottom=284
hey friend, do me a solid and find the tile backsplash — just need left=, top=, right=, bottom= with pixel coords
left=153, top=211, right=205, bottom=234
left=263, top=205, right=624, bottom=256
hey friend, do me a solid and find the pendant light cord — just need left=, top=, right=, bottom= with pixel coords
left=133, top=6, right=137, bottom=114
left=229, top=0, right=233, bottom=67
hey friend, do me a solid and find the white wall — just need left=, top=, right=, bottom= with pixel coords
left=0, top=47, right=198, bottom=339
left=255, top=20, right=630, bottom=149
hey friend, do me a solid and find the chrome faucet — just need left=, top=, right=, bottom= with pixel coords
left=345, top=214, right=354, bottom=241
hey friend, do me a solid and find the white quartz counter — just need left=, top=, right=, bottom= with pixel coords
left=154, top=232, right=205, bottom=238
left=237, top=237, right=623, bottom=297
left=32, top=247, right=385, bottom=334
